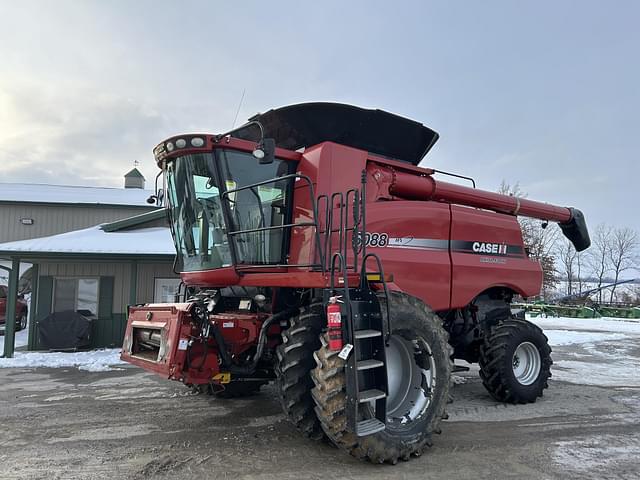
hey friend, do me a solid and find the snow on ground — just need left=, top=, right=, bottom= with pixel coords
left=543, top=329, right=628, bottom=346
left=0, top=328, right=29, bottom=356
left=532, top=316, right=640, bottom=335
left=0, top=348, right=125, bottom=372
left=2, top=314, right=639, bottom=382
left=529, top=315, right=640, bottom=387
left=2, top=324, right=124, bottom=372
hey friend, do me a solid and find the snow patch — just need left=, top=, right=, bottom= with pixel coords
left=530, top=316, right=640, bottom=335
left=0, top=328, right=29, bottom=356
left=544, top=329, right=628, bottom=346
left=552, top=434, right=640, bottom=472
left=551, top=359, right=640, bottom=387
left=0, top=348, right=125, bottom=372
left=529, top=316, right=640, bottom=387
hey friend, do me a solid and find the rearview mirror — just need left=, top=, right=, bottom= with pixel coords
left=253, top=138, right=276, bottom=165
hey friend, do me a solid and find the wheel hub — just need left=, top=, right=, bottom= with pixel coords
left=512, top=341, right=541, bottom=386
left=383, top=334, right=436, bottom=425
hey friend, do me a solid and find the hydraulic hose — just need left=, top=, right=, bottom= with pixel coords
left=211, top=306, right=299, bottom=375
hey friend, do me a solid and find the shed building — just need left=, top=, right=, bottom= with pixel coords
left=0, top=181, right=157, bottom=244
left=0, top=209, right=179, bottom=351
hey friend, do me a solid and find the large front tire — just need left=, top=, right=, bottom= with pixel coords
left=274, top=301, right=325, bottom=440
left=479, top=318, right=552, bottom=403
left=311, top=292, right=452, bottom=464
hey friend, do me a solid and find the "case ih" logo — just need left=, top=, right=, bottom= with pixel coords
left=472, top=242, right=508, bottom=255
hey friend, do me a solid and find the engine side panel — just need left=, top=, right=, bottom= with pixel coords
left=449, top=205, right=542, bottom=308
left=366, top=201, right=452, bottom=311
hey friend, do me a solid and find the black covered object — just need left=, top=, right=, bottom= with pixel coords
left=38, top=311, right=92, bottom=350
left=233, top=102, right=439, bottom=165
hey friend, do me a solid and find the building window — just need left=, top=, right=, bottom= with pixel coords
left=154, top=278, right=182, bottom=303
left=53, top=278, right=99, bottom=316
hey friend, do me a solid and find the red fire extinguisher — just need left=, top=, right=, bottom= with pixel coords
left=327, top=296, right=343, bottom=351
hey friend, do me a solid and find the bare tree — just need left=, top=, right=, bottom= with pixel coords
left=608, top=227, right=639, bottom=302
left=556, top=239, right=577, bottom=296
left=587, top=224, right=613, bottom=303
left=498, top=180, right=559, bottom=298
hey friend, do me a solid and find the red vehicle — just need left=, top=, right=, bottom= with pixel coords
left=121, top=103, right=589, bottom=463
left=0, top=285, right=28, bottom=333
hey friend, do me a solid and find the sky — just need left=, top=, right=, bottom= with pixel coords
left=0, top=1, right=638, bottom=232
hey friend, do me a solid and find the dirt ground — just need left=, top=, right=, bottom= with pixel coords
left=1, top=334, right=639, bottom=479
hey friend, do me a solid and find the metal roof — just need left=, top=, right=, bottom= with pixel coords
left=0, top=225, right=174, bottom=257
left=0, top=182, right=156, bottom=207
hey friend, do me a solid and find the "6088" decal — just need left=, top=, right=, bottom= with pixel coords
left=363, top=232, right=389, bottom=247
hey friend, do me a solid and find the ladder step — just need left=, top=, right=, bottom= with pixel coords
left=354, top=329, right=382, bottom=340
left=358, top=389, right=386, bottom=403
left=357, top=359, right=384, bottom=371
left=356, top=418, right=386, bottom=436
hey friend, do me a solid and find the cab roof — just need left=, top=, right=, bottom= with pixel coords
left=233, top=102, right=439, bottom=165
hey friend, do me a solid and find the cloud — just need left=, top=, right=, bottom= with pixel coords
left=0, top=77, right=169, bottom=186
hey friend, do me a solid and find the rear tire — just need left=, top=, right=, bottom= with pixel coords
left=479, top=318, right=552, bottom=403
left=311, top=292, right=451, bottom=463
left=274, top=301, right=325, bottom=440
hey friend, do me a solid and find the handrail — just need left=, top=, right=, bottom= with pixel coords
left=221, top=173, right=326, bottom=271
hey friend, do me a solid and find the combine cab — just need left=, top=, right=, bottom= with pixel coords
left=121, top=103, right=590, bottom=463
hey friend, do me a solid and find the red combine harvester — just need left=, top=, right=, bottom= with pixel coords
left=121, top=103, right=590, bottom=463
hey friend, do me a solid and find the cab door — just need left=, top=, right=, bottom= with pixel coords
left=367, top=201, right=452, bottom=312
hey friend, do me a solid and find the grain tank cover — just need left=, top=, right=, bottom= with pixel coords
left=234, top=102, right=439, bottom=165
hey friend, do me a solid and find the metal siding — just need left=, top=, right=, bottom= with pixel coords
left=136, top=262, right=179, bottom=304
left=32, top=260, right=174, bottom=349
left=38, top=261, right=131, bottom=313
left=0, top=204, right=157, bottom=243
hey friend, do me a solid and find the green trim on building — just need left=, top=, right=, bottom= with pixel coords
left=91, top=314, right=127, bottom=348
left=98, top=276, right=114, bottom=320
left=33, top=275, right=53, bottom=350
left=101, top=208, right=165, bottom=232
left=27, top=263, right=39, bottom=350
left=2, top=257, right=20, bottom=357
left=29, top=276, right=130, bottom=350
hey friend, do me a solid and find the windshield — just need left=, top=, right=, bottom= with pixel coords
left=166, top=150, right=295, bottom=271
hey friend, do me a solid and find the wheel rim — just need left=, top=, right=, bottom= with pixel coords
left=383, top=334, right=436, bottom=426
left=512, top=341, right=541, bottom=386
left=20, top=315, right=27, bottom=330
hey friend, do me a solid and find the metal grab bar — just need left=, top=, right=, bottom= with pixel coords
left=221, top=173, right=326, bottom=271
